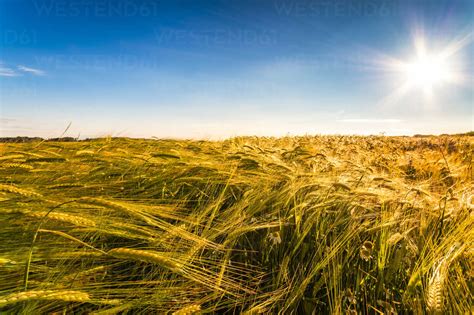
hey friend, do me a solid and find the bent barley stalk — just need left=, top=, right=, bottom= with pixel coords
left=0, top=184, right=42, bottom=198
left=23, top=211, right=97, bottom=227
left=62, top=265, right=108, bottom=282
left=108, top=248, right=183, bottom=272
left=0, top=290, right=90, bottom=306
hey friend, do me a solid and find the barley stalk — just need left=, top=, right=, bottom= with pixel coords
left=23, top=210, right=96, bottom=227
left=108, top=248, right=182, bottom=272
left=0, top=184, right=42, bottom=198
left=172, top=304, right=201, bottom=315
left=0, top=163, right=33, bottom=170
left=0, top=290, right=90, bottom=306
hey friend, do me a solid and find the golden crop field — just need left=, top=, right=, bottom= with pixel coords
left=0, top=135, right=472, bottom=314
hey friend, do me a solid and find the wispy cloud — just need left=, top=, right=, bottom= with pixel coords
left=0, top=63, right=46, bottom=77
left=337, top=119, right=403, bottom=123
left=18, top=65, right=46, bottom=76
left=0, top=64, right=19, bottom=77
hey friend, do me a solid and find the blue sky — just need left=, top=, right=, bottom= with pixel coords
left=1, top=0, right=472, bottom=138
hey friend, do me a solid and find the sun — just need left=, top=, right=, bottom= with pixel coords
left=396, top=36, right=460, bottom=95
left=402, top=54, right=451, bottom=92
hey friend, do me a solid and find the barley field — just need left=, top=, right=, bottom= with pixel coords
left=0, top=135, right=472, bottom=314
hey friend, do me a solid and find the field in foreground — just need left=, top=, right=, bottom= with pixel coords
left=0, top=136, right=472, bottom=314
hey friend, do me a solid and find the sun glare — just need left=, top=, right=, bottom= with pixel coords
left=403, top=54, right=451, bottom=91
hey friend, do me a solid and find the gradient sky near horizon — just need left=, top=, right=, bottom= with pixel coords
left=0, top=0, right=473, bottom=139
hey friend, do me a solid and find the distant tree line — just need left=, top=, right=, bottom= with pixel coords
left=0, top=137, right=77, bottom=143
